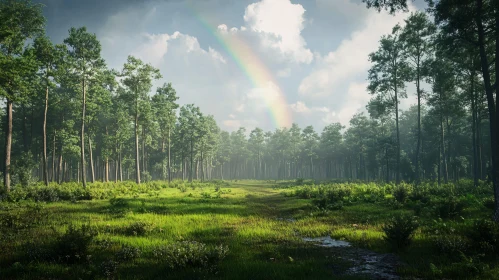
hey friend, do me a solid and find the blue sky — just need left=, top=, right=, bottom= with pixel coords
left=39, top=0, right=423, bottom=132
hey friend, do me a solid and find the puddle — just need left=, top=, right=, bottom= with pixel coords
left=303, top=236, right=401, bottom=280
left=302, top=236, right=351, bottom=247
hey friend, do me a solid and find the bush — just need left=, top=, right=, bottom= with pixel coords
left=466, top=219, right=499, bottom=255
left=124, top=222, right=150, bottom=236
left=393, top=185, right=408, bottom=203
left=434, top=235, right=471, bottom=257
left=152, top=241, right=228, bottom=270
left=435, top=196, right=466, bottom=219
left=55, top=224, right=97, bottom=263
left=116, top=245, right=141, bottom=262
left=382, top=214, right=418, bottom=251
left=100, top=260, right=119, bottom=279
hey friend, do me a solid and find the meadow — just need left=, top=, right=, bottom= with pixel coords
left=0, top=179, right=498, bottom=279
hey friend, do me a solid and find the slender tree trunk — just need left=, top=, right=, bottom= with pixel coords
left=58, top=151, right=63, bottom=184
left=51, top=132, right=56, bottom=182
left=88, top=136, right=95, bottom=183
left=135, top=98, right=141, bottom=184
left=440, top=112, right=448, bottom=183
left=42, top=82, right=49, bottom=186
left=4, top=99, right=13, bottom=191
left=415, top=60, right=421, bottom=184
left=168, top=127, right=172, bottom=182
left=80, top=79, right=87, bottom=187
left=395, top=83, right=401, bottom=185
left=471, top=72, right=479, bottom=186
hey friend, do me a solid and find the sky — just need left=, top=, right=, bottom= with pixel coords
left=38, top=0, right=424, bottom=132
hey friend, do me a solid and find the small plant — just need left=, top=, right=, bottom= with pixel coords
left=55, top=224, right=98, bottom=263
left=434, top=235, right=470, bottom=257
left=466, top=219, right=499, bottom=255
left=100, top=260, right=119, bottom=279
left=201, top=192, right=211, bottom=199
left=116, top=245, right=141, bottom=262
left=124, top=222, right=150, bottom=236
left=178, top=185, right=187, bottom=193
left=393, top=185, right=408, bottom=203
left=295, top=178, right=305, bottom=185
left=109, top=197, right=129, bottom=208
left=382, top=214, right=418, bottom=251
left=152, top=241, right=228, bottom=269
left=435, top=196, right=466, bottom=219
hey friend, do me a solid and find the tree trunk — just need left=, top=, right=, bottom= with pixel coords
left=4, top=99, right=13, bottom=191
left=89, top=136, right=95, bottom=183
left=42, top=83, right=49, bottom=186
left=80, top=79, right=87, bottom=187
left=51, top=132, right=56, bottom=182
left=415, top=60, right=421, bottom=184
left=476, top=0, right=499, bottom=222
left=395, top=84, right=401, bottom=185
left=168, top=127, right=172, bottom=182
left=135, top=98, right=141, bottom=184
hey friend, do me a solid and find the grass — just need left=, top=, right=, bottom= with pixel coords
left=0, top=179, right=498, bottom=279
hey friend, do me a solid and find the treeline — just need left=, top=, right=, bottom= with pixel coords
left=0, top=0, right=498, bottom=204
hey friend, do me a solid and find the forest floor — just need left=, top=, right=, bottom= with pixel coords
left=0, top=180, right=498, bottom=279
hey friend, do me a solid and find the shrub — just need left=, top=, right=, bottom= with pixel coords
left=434, top=235, right=471, bottom=257
left=435, top=196, right=466, bottom=219
left=466, top=219, right=499, bottom=255
left=116, top=245, right=141, bottom=262
left=295, top=178, right=305, bottom=185
left=393, top=185, right=408, bottom=203
left=55, top=224, right=98, bottom=263
left=100, top=260, right=119, bottom=279
left=382, top=214, right=418, bottom=251
left=124, top=222, right=150, bottom=236
left=152, top=241, right=228, bottom=270
left=109, top=197, right=129, bottom=208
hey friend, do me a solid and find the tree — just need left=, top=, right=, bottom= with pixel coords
left=0, top=0, right=45, bottom=191
left=33, top=36, right=65, bottom=186
left=64, top=27, right=105, bottom=187
left=178, top=104, right=203, bottom=182
left=400, top=11, right=436, bottom=183
left=119, top=56, right=161, bottom=184
left=367, top=24, right=409, bottom=184
left=152, top=83, right=179, bottom=182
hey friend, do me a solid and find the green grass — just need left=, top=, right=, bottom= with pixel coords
left=0, top=180, right=498, bottom=279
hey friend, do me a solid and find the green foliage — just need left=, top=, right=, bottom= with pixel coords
left=116, top=245, right=141, bottom=262
left=466, top=219, right=499, bottom=255
left=435, top=196, right=466, bottom=219
left=393, top=184, right=409, bottom=203
left=55, top=224, right=97, bottom=264
left=124, top=221, right=150, bottom=236
left=382, top=214, right=418, bottom=251
left=152, top=241, right=229, bottom=270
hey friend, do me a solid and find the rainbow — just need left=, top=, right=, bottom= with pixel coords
left=185, top=2, right=292, bottom=129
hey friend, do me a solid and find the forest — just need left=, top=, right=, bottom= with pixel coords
left=1, top=0, right=499, bottom=279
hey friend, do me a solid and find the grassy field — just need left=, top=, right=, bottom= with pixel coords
left=0, top=180, right=498, bottom=279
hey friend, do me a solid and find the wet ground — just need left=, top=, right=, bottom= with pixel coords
left=303, top=236, right=401, bottom=279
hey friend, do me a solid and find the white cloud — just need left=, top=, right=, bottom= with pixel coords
left=219, top=0, right=313, bottom=64
left=277, top=68, right=291, bottom=77
left=299, top=4, right=413, bottom=98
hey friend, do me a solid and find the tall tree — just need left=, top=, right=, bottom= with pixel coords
left=367, top=24, right=409, bottom=184
left=33, top=36, right=65, bottom=186
left=64, top=27, right=105, bottom=187
left=400, top=11, right=436, bottom=183
left=152, top=83, right=179, bottom=182
left=119, top=56, right=161, bottom=184
left=0, top=0, right=45, bottom=191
